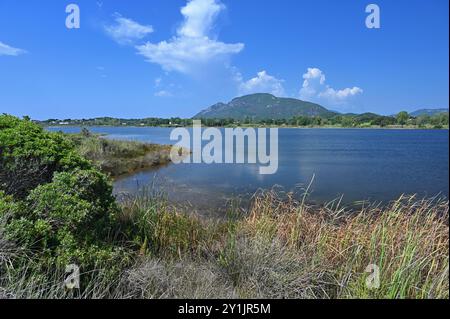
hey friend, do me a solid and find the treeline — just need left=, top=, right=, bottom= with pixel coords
left=43, top=117, right=194, bottom=127
left=200, top=112, right=449, bottom=128
left=40, top=111, right=449, bottom=128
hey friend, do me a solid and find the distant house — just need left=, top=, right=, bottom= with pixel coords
left=59, top=122, right=69, bottom=125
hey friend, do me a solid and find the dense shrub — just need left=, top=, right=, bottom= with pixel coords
left=0, top=116, right=131, bottom=286
left=0, top=115, right=90, bottom=198
left=4, top=169, right=117, bottom=249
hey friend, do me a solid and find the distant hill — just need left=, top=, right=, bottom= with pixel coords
left=410, top=108, right=449, bottom=117
left=194, top=93, right=336, bottom=120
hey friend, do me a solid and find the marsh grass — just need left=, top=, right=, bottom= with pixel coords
left=116, top=192, right=449, bottom=299
left=68, top=133, right=172, bottom=177
left=1, top=191, right=448, bottom=299
left=239, top=193, right=449, bottom=298
left=0, top=258, right=127, bottom=299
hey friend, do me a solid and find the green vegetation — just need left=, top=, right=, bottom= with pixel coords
left=396, top=111, right=410, bottom=127
left=68, top=129, right=172, bottom=177
left=43, top=117, right=193, bottom=128
left=192, top=93, right=448, bottom=129
left=39, top=111, right=449, bottom=129
left=413, top=112, right=450, bottom=129
left=40, top=101, right=448, bottom=130
left=1, top=115, right=448, bottom=299
left=197, top=110, right=448, bottom=129
left=0, top=115, right=132, bottom=294
left=194, top=93, right=335, bottom=120
left=0, top=115, right=91, bottom=199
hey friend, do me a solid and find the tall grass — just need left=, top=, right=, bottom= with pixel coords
left=69, top=133, right=172, bottom=177
left=238, top=193, right=449, bottom=298
left=115, top=192, right=449, bottom=299
left=1, top=191, right=448, bottom=299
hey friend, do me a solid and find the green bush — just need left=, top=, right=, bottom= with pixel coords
left=2, top=168, right=125, bottom=265
left=0, top=116, right=132, bottom=287
left=0, top=115, right=91, bottom=198
left=0, top=191, right=19, bottom=214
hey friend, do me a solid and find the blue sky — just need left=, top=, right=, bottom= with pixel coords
left=0, top=0, right=448, bottom=119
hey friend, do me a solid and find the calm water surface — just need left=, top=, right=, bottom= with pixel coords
left=48, top=126, right=449, bottom=213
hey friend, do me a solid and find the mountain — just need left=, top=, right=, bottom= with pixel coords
left=410, top=108, right=449, bottom=117
left=194, top=93, right=336, bottom=120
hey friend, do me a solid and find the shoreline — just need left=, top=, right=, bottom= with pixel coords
left=67, top=132, right=174, bottom=178
left=45, top=124, right=449, bottom=130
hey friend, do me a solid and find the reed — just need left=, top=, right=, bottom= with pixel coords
left=1, top=192, right=448, bottom=299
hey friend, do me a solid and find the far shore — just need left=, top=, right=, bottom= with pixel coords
left=45, top=124, right=449, bottom=130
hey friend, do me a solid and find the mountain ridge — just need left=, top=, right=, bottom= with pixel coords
left=194, top=93, right=336, bottom=120
left=194, top=93, right=449, bottom=120
left=410, top=108, right=449, bottom=117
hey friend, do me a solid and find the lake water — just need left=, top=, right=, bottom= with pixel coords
left=48, top=126, right=449, bottom=213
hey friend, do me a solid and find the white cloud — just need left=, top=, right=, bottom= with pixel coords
left=303, top=67, right=326, bottom=85
left=0, top=41, right=26, bottom=56
left=319, top=86, right=363, bottom=100
left=105, top=14, right=153, bottom=44
left=136, top=37, right=243, bottom=73
left=238, top=71, right=285, bottom=96
left=135, top=0, right=244, bottom=74
left=299, top=67, right=363, bottom=106
left=178, top=0, right=224, bottom=37
left=154, top=90, right=173, bottom=97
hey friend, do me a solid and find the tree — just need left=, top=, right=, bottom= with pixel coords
left=341, top=116, right=354, bottom=127
left=396, top=111, right=410, bottom=127
left=416, top=115, right=430, bottom=128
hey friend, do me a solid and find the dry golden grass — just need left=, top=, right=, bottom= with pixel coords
left=234, top=193, right=449, bottom=298
left=2, top=191, right=448, bottom=299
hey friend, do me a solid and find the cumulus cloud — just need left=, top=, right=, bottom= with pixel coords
left=0, top=41, right=26, bottom=56
left=137, top=37, right=243, bottom=74
left=135, top=0, right=244, bottom=74
left=299, top=68, right=362, bottom=106
left=178, top=0, right=224, bottom=37
left=238, top=71, right=285, bottom=96
left=319, top=86, right=363, bottom=100
left=105, top=14, right=153, bottom=44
